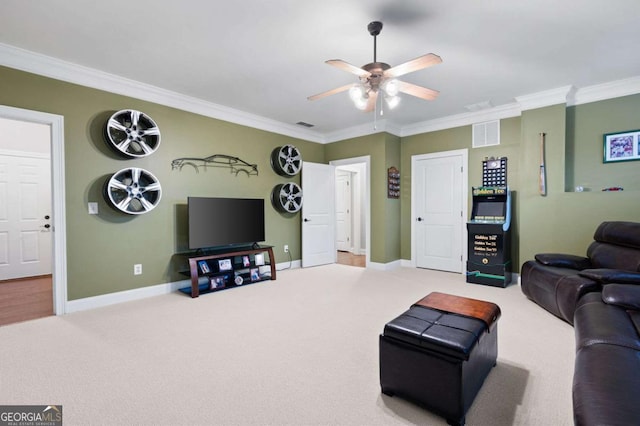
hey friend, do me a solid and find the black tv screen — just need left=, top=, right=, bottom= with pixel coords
left=188, top=197, right=265, bottom=250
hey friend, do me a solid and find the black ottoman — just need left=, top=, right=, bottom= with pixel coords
left=379, top=292, right=500, bottom=426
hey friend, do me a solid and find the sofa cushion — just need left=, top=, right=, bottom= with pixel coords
left=602, top=284, right=640, bottom=310
left=521, top=261, right=600, bottom=325
left=593, top=221, right=640, bottom=250
left=573, top=344, right=640, bottom=426
left=574, top=292, right=640, bottom=352
left=534, top=253, right=591, bottom=270
left=587, top=242, right=640, bottom=271
left=578, top=268, right=640, bottom=284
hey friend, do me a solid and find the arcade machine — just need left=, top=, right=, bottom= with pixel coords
left=466, top=157, right=512, bottom=287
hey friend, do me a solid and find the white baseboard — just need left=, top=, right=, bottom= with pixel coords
left=276, top=259, right=301, bottom=270
left=65, top=260, right=301, bottom=314
left=65, top=259, right=513, bottom=315
left=368, top=260, right=402, bottom=271
left=400, top=259, right=415, bottom=268
left=66, top=280, right=188, bottom=314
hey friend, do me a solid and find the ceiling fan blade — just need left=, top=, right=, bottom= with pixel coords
left=326, top=59, right=371, bottom=77
left=307, top=84, right=354, bottom=101
left=384, top=53, right=442, bottom=78
left=397, top=81, right=440, bottom=100
left=363, top=91, right=378, bottom=112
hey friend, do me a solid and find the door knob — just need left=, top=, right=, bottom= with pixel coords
left=44, top=215, right=50, bottom=220
left=417, top=217, right=424, bottom=222
left=44, top=224, right=51, bottom=229
left=304, top=218, right=310, bottom=222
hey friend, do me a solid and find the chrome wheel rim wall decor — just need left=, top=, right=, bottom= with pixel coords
left=105, top=109, right=161, bottom=158
left=271, top=182, right=303, bottom=213
left=270, top=145, right=302, bottom=176
left=105, top=167, right=162, bottom=215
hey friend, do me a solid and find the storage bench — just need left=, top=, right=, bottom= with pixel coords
left=379, top=292, right=501, bottom=426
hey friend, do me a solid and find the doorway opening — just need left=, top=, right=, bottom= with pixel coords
left=330, top=156, right=370, bottom=268
left=0, top=105, right=67, bottom=324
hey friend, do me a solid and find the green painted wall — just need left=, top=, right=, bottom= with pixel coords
left=2, top=63, right=639, bottom=300
left=566, top=93, right=640, bottom=191
left=0, top=66, right=323, bottom=300
left=400, top=117, right=522, bottom=263
left=518, top=103, right=640, bottom=264
left=384, top=133, right=402, bottom=262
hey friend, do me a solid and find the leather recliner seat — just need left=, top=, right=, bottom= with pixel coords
left=521, top=221, right=640, bottom=324
left=572, top=284, right=640, bottom=425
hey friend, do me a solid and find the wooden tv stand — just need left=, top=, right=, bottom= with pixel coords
left=182, top=245, right=276, bottom=298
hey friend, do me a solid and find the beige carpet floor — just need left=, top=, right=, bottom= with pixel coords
left=0, top=264, right=575, bottom=425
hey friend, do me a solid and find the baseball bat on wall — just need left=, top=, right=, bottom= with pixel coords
left=539, top=132, right=547, bottom=196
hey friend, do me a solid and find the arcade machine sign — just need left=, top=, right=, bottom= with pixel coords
left=466, top=157, right=512, bottom=287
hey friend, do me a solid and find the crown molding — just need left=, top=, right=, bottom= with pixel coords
left=322, top=119, right=392, bottom=143
left=400, top=103, right=521, bottom=137
left=3, top=43, right=640, bottom=144
left=0, top=43, right=326, bottom=143
left=515, top=85, right=575, bottom=111
left=568, top=75, right=640, bottom=106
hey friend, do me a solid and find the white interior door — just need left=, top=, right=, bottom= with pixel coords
left=301, top=161, right=336, bottom=267
left=413, top=151, right=466, bottom=273
left=0, top=153, right=52, bottom=280
left=335, top=170, right=352, bottom=252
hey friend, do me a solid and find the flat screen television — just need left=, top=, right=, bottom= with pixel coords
left=188, top=197, right=265, bottom=250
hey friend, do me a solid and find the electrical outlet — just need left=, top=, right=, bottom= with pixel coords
left=284, top=245, right=289, bottom=253
left=134, top=264, right=142, bottom=275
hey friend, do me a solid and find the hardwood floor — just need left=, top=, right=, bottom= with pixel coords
left=336, top=251, right=366, bottom=268
left=0, top=275, right=53, bottom=326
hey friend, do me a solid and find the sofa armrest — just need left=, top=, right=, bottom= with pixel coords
left=534, top=253, right=591, bottom=270
left=602, top=284, right=640, bottom=310
left=578, top=269, right=640, bottom=284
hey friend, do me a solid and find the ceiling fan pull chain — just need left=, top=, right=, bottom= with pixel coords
left=374, top=99, right=378, bottom=130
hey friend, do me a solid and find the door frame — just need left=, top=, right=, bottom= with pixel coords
left=330, top=156, right=370, bottom=267
left=0, top=105, right=67, bottom=315
left=410, top=149, right=468, bottom=271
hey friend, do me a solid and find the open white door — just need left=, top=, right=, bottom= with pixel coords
left=301, top=162, right=336, bottom=267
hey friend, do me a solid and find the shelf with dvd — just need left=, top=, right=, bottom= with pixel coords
left=178, top=245, right=276, bottom=297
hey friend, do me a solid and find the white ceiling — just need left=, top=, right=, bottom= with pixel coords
left=2, top=0, right=640, bottom=142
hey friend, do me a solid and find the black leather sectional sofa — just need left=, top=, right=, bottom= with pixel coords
left=520, top=221, right=640, bottom=425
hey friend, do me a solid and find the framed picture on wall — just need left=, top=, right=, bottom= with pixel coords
left=603, top=130, right=640, bottom=163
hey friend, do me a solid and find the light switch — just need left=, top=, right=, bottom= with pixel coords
left=88, top=202, right=99, bottom=215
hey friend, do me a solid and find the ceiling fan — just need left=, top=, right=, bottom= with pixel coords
left=308, top=21, right=442, bottom=112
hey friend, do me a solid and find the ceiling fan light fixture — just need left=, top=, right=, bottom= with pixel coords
left=308, top=21, right=441, bottom=113
left=385, top=95, right=401, bottom=110
left=382, top=79, right=400, bottom=97
left=349, top=85, right=368, bottom=110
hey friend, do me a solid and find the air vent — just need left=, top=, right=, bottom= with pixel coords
left=296, top=121, right=315, bottom=128
left=472, top=120, right=500, bottom=148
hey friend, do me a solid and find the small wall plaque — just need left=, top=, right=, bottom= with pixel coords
left=387, top=167, right=400, bottom=199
